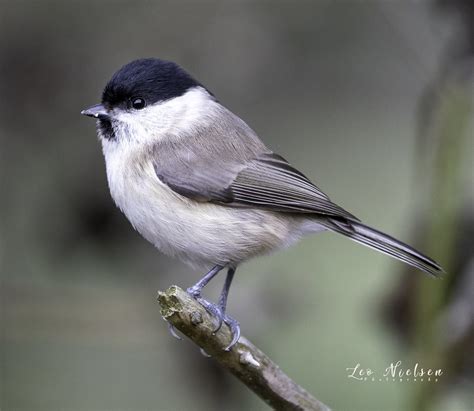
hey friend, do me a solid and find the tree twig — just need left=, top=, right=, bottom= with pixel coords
left=157, top=286, right=331, bottom=411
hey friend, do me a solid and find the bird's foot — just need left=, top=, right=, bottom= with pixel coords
left=186, top=288, right=240, bottom=351
left=186, top=286, right=223, bottom=332
left=195, top=296, right=224, bottom=333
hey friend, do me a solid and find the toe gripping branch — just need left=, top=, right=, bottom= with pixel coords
left=157, top=285, right=331, bottom=411
left=179, top=265, right=240, bottom=350
left=158, top=285, right=240, bottom=353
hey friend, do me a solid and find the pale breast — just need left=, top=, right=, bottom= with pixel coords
left=102, top=143, right=299, bottom=269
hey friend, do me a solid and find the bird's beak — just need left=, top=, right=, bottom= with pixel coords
left=81, top=103, right=110, bottom=120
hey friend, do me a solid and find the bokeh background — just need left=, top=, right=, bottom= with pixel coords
left=1, top=1, right=473, bottom=410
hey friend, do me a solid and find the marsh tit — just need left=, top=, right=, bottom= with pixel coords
left=81, top=58, right=443, bottom=350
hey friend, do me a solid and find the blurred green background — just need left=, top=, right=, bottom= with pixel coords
left=1, top=1, right=473, bottom=410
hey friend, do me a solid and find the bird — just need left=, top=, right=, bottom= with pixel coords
left=81, top=58, right=443, bottom=350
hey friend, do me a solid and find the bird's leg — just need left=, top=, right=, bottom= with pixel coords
left=206, top=267, right=235, bottom=333
left=185, top=265, right=241, bottom=350
left=186, top=264, right=224, bottom=297
left=217, top=267, right=235, bottom=315
left=216, top=267, right=241, bottom=351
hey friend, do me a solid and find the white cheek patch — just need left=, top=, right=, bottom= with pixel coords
left=111, top=86, right=217, bottom=145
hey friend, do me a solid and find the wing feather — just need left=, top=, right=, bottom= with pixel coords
left=227, top=154, right=358, bottom=219
left=154, top=148, right=358, bottom=220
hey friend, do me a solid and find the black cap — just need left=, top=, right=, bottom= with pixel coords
left=102, top=58, right=204, bottom=108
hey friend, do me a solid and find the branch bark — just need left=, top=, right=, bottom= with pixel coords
left=157, top=285, right=331, bottom=411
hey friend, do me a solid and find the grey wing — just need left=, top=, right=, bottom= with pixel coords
left=228, top=153, right=359, bottom=220
left=153, top=147, right=358, bottom=221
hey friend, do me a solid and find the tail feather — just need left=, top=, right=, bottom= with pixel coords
left=324, top=218, right=444, bottom=277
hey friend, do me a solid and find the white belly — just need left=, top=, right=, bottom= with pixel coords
left=103, top=146, right=304, bottom=269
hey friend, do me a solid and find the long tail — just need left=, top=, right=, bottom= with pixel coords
left=322, top=218, right=444, bottom=277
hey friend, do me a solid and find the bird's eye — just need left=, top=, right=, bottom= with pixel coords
left=131, top=97, right=146, bottom=110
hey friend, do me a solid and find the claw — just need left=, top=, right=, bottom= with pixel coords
left=200, top=347, right=212, bottom=358
left=167, top=322, right=182, bottom=340
left=213, top=316, right=224, bottom=334
left=223, top=315, right=241, bottom=351
left=212, top=315, right=223, bottom=334
left=195, top=296, right=223, bottom=332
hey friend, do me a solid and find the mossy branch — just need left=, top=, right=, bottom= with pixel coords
left=157, top=286, right=331, bottom=411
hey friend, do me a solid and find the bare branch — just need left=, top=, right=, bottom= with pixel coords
left=157, top=286, right=331, bottom=411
